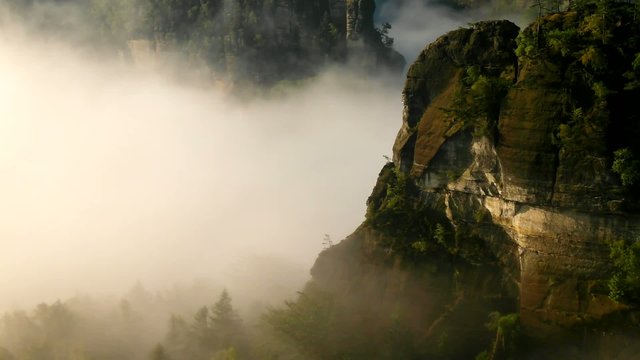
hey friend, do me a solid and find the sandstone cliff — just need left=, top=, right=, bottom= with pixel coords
left=308, top=3, right=640, bottom=358
left=129, top=0, right=405, bottom=87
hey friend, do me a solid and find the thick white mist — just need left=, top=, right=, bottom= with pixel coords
left=378, top=0, right=531, bottom=62
left=0, top=26, right=403, bottom=311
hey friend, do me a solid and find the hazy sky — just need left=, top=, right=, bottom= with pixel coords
left=378, top=0, right=530, bottom=61
left=0, top=0, right=532, bottom=312
left=0, top=23, right=404, bottom=310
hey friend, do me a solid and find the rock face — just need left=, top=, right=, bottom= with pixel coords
left=132, top=0, right=404, bottom=87
left=392, top=17, right=635, bottom=334
left=346, top=0, right=376, bottom=42
left=310, top=5, right=640, bottom=358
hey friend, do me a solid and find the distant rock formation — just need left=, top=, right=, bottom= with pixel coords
left=128, top=0, right=405, bottom=88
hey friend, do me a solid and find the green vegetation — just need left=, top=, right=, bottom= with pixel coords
left=161, top=290, right=246, bottom=360
left=623, top=52, right=640, bottom=89
left=515, top=2, right=640, bottom=174
left=264, top=283, right=337, bottom=358
left=607, top=238, right=640, bottom=304
left=474, top=312, right=521, bottom=360
left=264, top=282, right=423, bottom=359
left=0, top=289, right=250, bottom=360
left=612, top=148, right=640, bottom=186
left=2, top=1, right=640, bottom=359
left=365, top=164, right=456, bottom=259
left=442, top=65, right=511, bottom=138
left=375, top=22, right=395, bottom=49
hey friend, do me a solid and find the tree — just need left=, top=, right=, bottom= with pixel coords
left=376, top=22, right=394, bottom=48
left=209, top=290, right=243, bottom=351
left=212, top=347, right=237, bottom=360
left=316, top=13, right=338, bottom=57
left=164, top=315, right=190, bottom=357
left=264, top=283, right=336, bottom=358
left=149, top=344, right=171, bottom=360
left=484, top=312, right=521, bottom=359
left=608, top=238, right=640, bottom=303
left=612, top=148, right=640, bottom=186
left=33, top=301, right=75, bottom=343
left=322, top=234, right=333, bottom=249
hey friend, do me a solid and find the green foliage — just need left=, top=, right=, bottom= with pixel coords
left=624, top=52, right=640, bottom=89
left=383, top=311, right=417, bottom=359
left=547, top=27, right=579, bottom=57
left=554, top=99, right=608, bottom=156
left=316, top=13, right=339, bottom=57
left=212, top=347, right=237, bottom=360
left=375, top=22, right=394, bottom=49
left=612, top=148, right=640, bottom=186
left=90, top=0, right=147, bottom=45
left=0, top=301, right=92, bottom=360
left=515, top=27, right=539, bottom=58
left=474, top=209, right=486, bottom=224
left=365, top=165, right=456, bottom=259
left=607, top=238, right=640, bottom=303
left=442, top=66, right=511, bottom=137
left=633, top=53, right=640, bottom=72
left=265, top=282, right=424, bottom=359
left=0, top=288, right=257, bottom=360
left=161, top=290, right=245, bottom=360
left=516, top=3, right=640, bottom=169
left=483, top=312, right=521, bottom=359
left=411, top=240, right=429, bottom=253
left=579, top=46, right=607, bottom=71
left=434, top=224, right=448, bottom=248
left=165, top=315, right=190, bottom=356
left=264, top=283, right=336, bottom=358
left=210, top=290, right=243, bottom=350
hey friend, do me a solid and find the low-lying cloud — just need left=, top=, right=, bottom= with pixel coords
left=378, top=0, right=532, bottom=62
left=0, top=22, right=403, bottom=312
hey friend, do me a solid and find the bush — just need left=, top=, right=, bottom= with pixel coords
left=365, top=165, right=459, bottom=259
left=607, top=238, right=640, bottom=303
left=442, top=66, right=511, bottom=138
left=612, top=148, right=640, bottom=187
left=481, top=312, right=521, bottom=359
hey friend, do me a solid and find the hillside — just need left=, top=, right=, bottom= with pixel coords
left=271, top=2, right=640, bottom=359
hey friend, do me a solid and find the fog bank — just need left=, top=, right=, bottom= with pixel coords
left=378, top=0, right=532, bottom=61
left=0, top=24, right=403, bottom=311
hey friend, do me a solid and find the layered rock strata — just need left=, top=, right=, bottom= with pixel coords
left=312, top=9, right=640, bottom=356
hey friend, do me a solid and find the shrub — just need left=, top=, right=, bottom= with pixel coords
left=612, top=148, right=640, bottom=187
left=442, top=66, right=511, bottom=138
left=607, top=238, right=640, bottom=303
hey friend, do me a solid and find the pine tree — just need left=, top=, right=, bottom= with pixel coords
left=190, top=306, right=213, bottom=355
left=209, top=290, right=243, bottom=351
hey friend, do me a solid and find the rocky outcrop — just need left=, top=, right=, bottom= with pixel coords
left=131, top=0, right=404, bottom=87
left=346, top=0, right=376, bottom=42
left=310, top=5, right=640, bottom=358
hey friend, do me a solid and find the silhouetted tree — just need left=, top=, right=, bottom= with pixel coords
left=210, top=290, right=243, bottom=351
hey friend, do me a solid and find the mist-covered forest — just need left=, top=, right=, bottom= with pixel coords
left=2, top=0, right=407, bottom=87
left=0, top=284, right=303, bottom=359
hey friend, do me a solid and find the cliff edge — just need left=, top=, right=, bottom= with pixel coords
left=307, top=3, right=640, bottom=359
